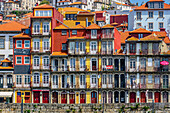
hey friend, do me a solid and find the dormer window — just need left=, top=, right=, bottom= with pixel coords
left=150, top=2, right=154, bottom=8
left=159, top=2, right=164, bottom=8
left=138, top=34, right=143, bottom=39
left=91, top=30, right=97, bottom=39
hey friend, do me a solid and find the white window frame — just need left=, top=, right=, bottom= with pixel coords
left=79, top=42, right=85, bottom=54
left=0, top=38, right=5, bottom=49
left=33, top=40, right=40, bottom=51
left=91, top=58, right=98, bottom=71
left=69, top=42, right=75, bottom=53
left=70, top=58, right=75, bottom=71
left=33, top=56, right=40, bottom=69
left=33, top=73, right=40, bottom=86
left=16, top=75, right=22, bottom=85
left=91, top=74, right=97, bottom=88
left=16, top=56, right=22, bottom=64
left=24, top=56, right=30, bottom=64
left=91, top=30, right=97, bottom=39
left=43, top=56, right=49, bottom=69
left=43, top=39, right=49, bottom=51
left=72, top=30, right=77, bottom=35
left=90, top=41, right=97, bottom=54
left=43, top=22, right=50, bottom=35
left=9, top=37, right=13, bottom=49
left=16, top=40, right=22, bottom=48
left=24, top=40, right=30, bottom=48
left=80, top=75, right=85, bottom=88
left=43, top=73, right=49, bottom=86
left=102, top=74, right=107, bottom=88
left=33, top=22, right=40, bottom=34
left=24, top=75, right=30, bottom=84
left=148, top=75, right=152, bottom=83
left=53, top=75, right=58, bottom=87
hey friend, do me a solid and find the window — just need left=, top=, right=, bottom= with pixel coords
left=148, top=75, right=152, bottom=83
left=91, top=75, right=97, bottom=85
left=102, top=75, right=107, bottom=85
left=65, top=14, right=77, bottom=20
left=16, top=57, right=22, bottom=64
left=70, top=58, right=75, bottom=69
left=148, top=92, right=152, bottom=99
left=129, top=43, right=136, bottom=53
left=43, top=73, right=49, bottom=84
left=159, top=2, right=163, bottom=8
left=136, top=23, right=141, bottom=28
left=9, top=37, right=13, bottom=49
left=90, top=41, right=97, bottom=52
left=43, top=22, right=49, bottom=33
left=16, top=75, right=22, bottom=84
left=148, top=23, right=153, bottom=29
left=62, top=30, right=67, bottom=35
left=24, top=57, right=30, bottom=64
left=108, top=41, right=113, bottom=52
left=108, top=58, right=113, bottom=66
left=76, top=22, right=80, bottom=25
left=43, top=56, right=49, bottom=67
left=33, top=22, right=40, bottom=34
left=136, top=12, right=141, bottom=20
left=70, top=42, right=75, bottom=53
left=141, top=58, right=146, bottom=67
left=33, top=56, right=39, bottom=67
left=130, top=75, right=136, bottom=86
left=159, top=11, right=163, bottom=18
left=80, top=58, right=85, bottom=68
left=154, top=58, right=160, bottom=67
left=141, top=75, right=146, bottom=84
left=72, top=30, right=77, bottom=35
left=33, top=40, right=39, bottom=50
left=102, top=58, right=107, bottom=70
left=102, top=41, right=107, bottom=53
left=35, top=11, right=39, bottom=16
left=91, top=30, right=97, bottom=39
left=9, top=55, right=13, bottom=62
left=24, top=40, right=30, bottom=48
left=80, top=42, right=85, bottom=52
left=43, top=39, right=49, bottom=51
left=108, top=74, right=113, bottom=84
left=0, top=55, right=4, bottom=62
left=16, top=40, right=22, bottom=48
left=155, top=75, right=160, bottom=84
left=138, top=34, right=143, bottom=39
left=148, top=12, right=153, bottom=18
left=159, top=22, right=163, bottom=29
left=25, top=75, right=30, bottom=84
left=34, top=73, right=39, bottom=84
left=148, top=58, right=152, bottom=66
left=53, top=75, right=58, bottom=85
left=88, top=22, right=91, bottom=26
left=0, top=38, right=4, bottom=49
left=150, top=2, right=154, bottom=8
left=80, top=75, right=86, bottom=86
left=130, top=59, right=135, bottom=69
left=62, top=43, right=67, bottom=51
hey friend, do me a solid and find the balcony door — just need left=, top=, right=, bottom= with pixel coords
left=7, top=75, right=12, bottom=88
left=91, top=58, right=97, bottom=71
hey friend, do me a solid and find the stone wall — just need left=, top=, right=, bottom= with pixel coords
left=0, top=103, right=169, bottom=113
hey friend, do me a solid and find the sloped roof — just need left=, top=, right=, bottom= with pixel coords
left=1, top=58, right=11, bottom=63
left=33, top=4, right=54, bottom=9
left=70, top=24, right=85, bottom=29
left=70, top=2, right=87, bottom=5
left=51, top=52, right=67, bottom=56
left=0, top=21, right=27, bottom=31
left=127, top=36, right=139, bottom=41
left=13, top=33, right=31, bottom=38
left=102, top=24, right=114, bottom=28
left=111, top=22, right=118, bottom=26
left=148, top=0, right=164, bottom=2
left=163, top=36, right=170, bottom=44
left=68, top=37, right=85, bottom=39
left=63, top=7, right=85, bottom=12
left=130, top=28, right=152, bottom=34
left=135, top=3, right=170, bottom=10
left=140, top=34, right=162, bottom=41
left=54, top=24, right=69, bottom=29
left=152, top=31, right=167, bottom=37
left=120, top=31, right=130, bottom=44
left=86, top=23, right=100, bottom=29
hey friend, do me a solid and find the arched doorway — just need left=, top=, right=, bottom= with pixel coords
left=80, top=91, right=86, bottom=103
left=155, top=92, right=160, bottom=103
left=102, top=91, right=107, bottom=103
left=114, top=91, right=119, bottom=103
left=163, top=92, right=168, bottom=103
left=69, top=92, right=75, bottom=104
left=130, top=92, right=136, bottom=103
left=108, top=91, right=113, bottom=103
left=61, top=92, right=67, bottom=104
left=52, top=92, right=58, bottom=103
left=120, top=91, right=125, bottom=103
left=91, top=91, right=97, bottom=103
left=140, top=92, right=146, bottom=103
left=114, top=74, right=119, bottom=88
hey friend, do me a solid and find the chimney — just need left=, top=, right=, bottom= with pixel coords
left=160, top=28, right=165, bottom=32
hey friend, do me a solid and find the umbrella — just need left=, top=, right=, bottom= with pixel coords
left=160, top=61, right=169, bottom=65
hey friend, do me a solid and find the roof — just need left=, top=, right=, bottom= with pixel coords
left=54, top=24, right=69, bottom=29
left=1, top=58, right=11, bottom=63
left=164, top=36, right=170, bottom=44
left=63, top=7, right=85, bottom=12
left=111, top=22, right=119, bottom=26
left=135, top=3, right=170, bottom=10
left=0, top=66, right=13, bottom=69
left=115, top=2, right=130, bottom=6
left=6, top=14, right=16, bottom=17
left=127, top=36, right=139, bottom=41
left=162, top=50, right=170, bottom=55
left=51, top=52, right=67, bottom=56
left=120, top=31, right=130, bottom=44
left=93, top=11, right=107, bottom=14
left=152, top=31, right=167, bottom=37
left=0, top=21, right=28, bottom=32
left=110, top=14, right=128, bottom=17
left=148, top=0, right=164, bottom=2
left=130, top=28, right=152, bottom=34
left=78, top=11, right=94, bottom=15
left=33, top=4, right=54, bottom=9
left=86, top=23, right=100, bottom=29
left=70, top=2, right=87, bottom=5
left=70, top=24, right=85, bottom=29
left=13, top=33, right=31, bottom=38
left=140, top=34, right=162, bottom=41
left=24, top=12, right=33, bottom=17
left=31, top=16, right=52, bottom=19
left=102, top=24, right=114, bottom=28
left=68, top=36, right=85, bottom=39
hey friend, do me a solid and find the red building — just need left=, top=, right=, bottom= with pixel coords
left=110, top=14, right=128, bottom=25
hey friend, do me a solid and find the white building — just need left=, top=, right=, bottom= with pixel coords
left=0, top=21, right=27, bottom=62
left=128, top=0, right=170, bottom=32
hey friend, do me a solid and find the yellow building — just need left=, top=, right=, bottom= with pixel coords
left=58, top=7, right=94, bottom=27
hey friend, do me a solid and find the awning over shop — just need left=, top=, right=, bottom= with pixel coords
left=0, top=92, right=13, bottom=97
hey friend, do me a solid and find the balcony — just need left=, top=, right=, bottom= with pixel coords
left=31, top=64, right=50, bottom=70
left=139, top=66, right=146, bottom=72
left=96, top=17, right=105, bottom=22
left=141, top=49, right=148, bottom=55
left=85, top=34, right=101, bottom=39
left=79, top=66, right=86, bottom=71
left=31, top=47, right=51, bottom=54
left=154, top=67, right=161, bottom=72
left=32, top=31, right=51, bottom=36
left=68, top=48, right=85, bottom=55
left=152, top=50, right=160, bottom=55
left=69, top=67, right=76, bottom=71
left=102, top=33, right=113, bottom=39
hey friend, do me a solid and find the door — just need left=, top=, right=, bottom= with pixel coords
left=52, top=92, right=58, bottom=103
left=102, top=92, right=107, bottom=103
left=34, top=92, right=40, bottom=103
left=120, top=91, right=125, bottom=103
left=114, top=91, right=119, bottom=103
left=61, top=93, right=67, bottom=104
left=140, top=92, right=146, bottom=103
left=80, top=93, right=86, bottom=103
left=163, top=92, right=168, bottom=103
left=43, top=92, right=49, bottom=103
left=108, top=91, right=113, bottom=103
left=155, top=92, right=160, bottom=103
left=91, top=91, right=97, bottom=103
left=17, top=92, right=21, bottom=103
left=25, top=92, right=30, bottom=103
left=130, top=92, right=136, bottom=103
left=92, top=59, right=97, bottom=71
left=69, top=93, right=75, bottom=104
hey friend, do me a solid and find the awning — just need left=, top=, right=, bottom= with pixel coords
left=0, top=92, right=13, bottom=97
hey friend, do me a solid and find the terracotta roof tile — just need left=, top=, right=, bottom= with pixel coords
left=31, top=16, right=52, bottom=18
left=63, top=7, right=85, bottom=12
left=6, top=14, right=16, bottom=17
left=115, top=2, right=130, bottom=6
left=70, top=2, right=87, bottom=5
left=0, top=21, right=28, bottom=31
left=152, top=31, right=167, bottom=37
left=148, top=0, right=164, bottom=2
left=163, top=36, right=170, bottom=44
left=102, top=24, right=114, bottom=28
left=86, top=23, right=100, bottom=29
left=70, top=24, right=85, bottom=29
left=120, top=31, right=130, bottom=44
left=135, top=3, right=170, bottom=10
left=127, top=36, right=139, bottom=41
left=52, top=52, right=67, bottom=56
left=161, top=50, right=170, bottom=55
left=34, top=4, right=54, bottom=9
left=130, top=28, right=151, bottom=34
left=111, top=22, right=118, bottom=26
left=1, top=58, right=11, bottom=63
left=54, top=24, right=69, bottom=29
left=93, top=11, right=107, bottom=13
left=68, top=36, right=85, bottom=39
left=13, top=33, right=30, bottom=38
left=0, top=66, right=13, bottom=69
left=140, top=34, right=162, bottom=41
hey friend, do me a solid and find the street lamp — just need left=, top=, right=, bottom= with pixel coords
left=21, top=97, right=23, bottom=113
